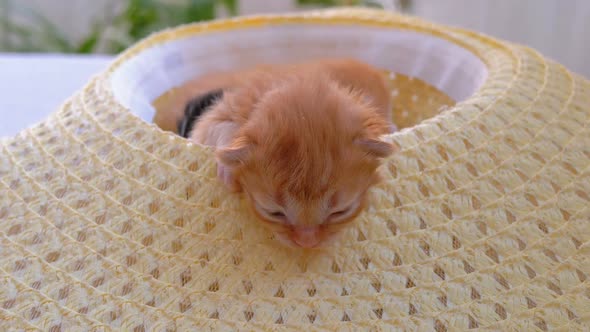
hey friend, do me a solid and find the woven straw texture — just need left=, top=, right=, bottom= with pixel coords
left=1, top=8, right=590, bottom=332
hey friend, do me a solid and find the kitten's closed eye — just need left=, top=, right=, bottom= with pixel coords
left=255, top=202, right=288, bottom=223
left=326, top=199, right=360, bottom=224
left=263, top=211, right=287, bottom=223
left=329, top=208, right=350, bottom=218
left=326, top=209, right=353, bottom=224
left=269, top=211, right=286, bottom=218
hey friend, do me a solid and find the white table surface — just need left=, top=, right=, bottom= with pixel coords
left=0, top=53, right=115, bottom=137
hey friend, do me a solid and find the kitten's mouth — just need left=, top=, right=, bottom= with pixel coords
left=272, top=229, right=323, bottom=249
left=293, top=238, right=321, bottom=248
left=291, top=226, right=322, bottom=248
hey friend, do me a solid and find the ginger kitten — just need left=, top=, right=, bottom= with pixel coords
left=166, top=59, right=398, bottom=248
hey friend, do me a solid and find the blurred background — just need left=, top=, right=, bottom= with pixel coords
left=1, top=0, right=589, bottom=77
left=1, top=0, right=589, bottom=136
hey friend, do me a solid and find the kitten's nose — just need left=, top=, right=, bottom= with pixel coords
left=292, top=227, right=321, bottom=248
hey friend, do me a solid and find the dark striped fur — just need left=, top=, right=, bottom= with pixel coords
left=177, top=89, right=224, bottom=138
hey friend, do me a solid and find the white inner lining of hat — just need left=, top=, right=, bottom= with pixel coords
left=110, top=24, right=488, bottom=123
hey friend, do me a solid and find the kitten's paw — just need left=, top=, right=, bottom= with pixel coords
left=389, top=123, right=398, bottom=133
left=217, top=163, right=241, bottom=192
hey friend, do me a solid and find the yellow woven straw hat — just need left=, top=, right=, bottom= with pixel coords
left=1, top=7, right=589, bottom=331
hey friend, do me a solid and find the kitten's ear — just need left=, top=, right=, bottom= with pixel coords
left=355, top=138, right=399, bottom=158
left=216, top=139, right=252, bottom=167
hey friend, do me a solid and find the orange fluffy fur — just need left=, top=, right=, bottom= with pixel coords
left=155, top=58, right=398, bottom=248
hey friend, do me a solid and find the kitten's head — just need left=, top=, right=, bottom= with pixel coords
left=217, top=75, right=397, bottom=248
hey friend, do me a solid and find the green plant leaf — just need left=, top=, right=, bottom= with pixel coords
left=1, top=0, right=236, bottom=54
left=123, top=0, right=160, bottom=39
left=0, top=0, right=77, bottom=52
left=31, top=11, right=74, bottom=52
left=296, top=0, right=365, bottom=6
left=76, top=25, right=102, bottom=53
left=0, top=19, right=37, bottom=51
left=184, top=0, right=216, bottom=23
left=0, top=17, right=35, bottom=38
left=296, top=0, right=338, bottom=6
left=219, top=0, right=238, bottom=15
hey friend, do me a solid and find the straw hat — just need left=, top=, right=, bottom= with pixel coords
left=1, top=7, right=589, bottom=331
